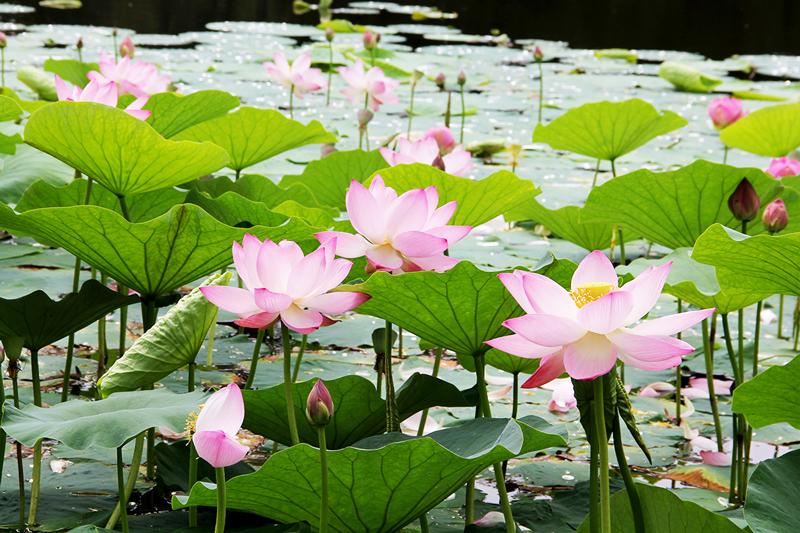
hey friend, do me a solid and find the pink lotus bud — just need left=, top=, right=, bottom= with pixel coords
left=325, top=27, right=335, bottom=42
left=357, top=108, right=373, bottom=129
left=434, top=72, right=446, bottom=90
left=708, top=97, right=745, bottom=129
left=728, top=178, right=760, bottom=222
left=533, top=46, right=543, bottom=61
left=457, top=70, right=466, bottom=86
left=363, top=30, right=379, bottom=50
left=320, top=143, right=337, bottom=157
left=306, top=380, right=334, bottom=427
left=766, top=156, right=800, bottom=178
left=0, top=32, right=7, bottom=49
left=119, top=36, right=135, bottom=58
left=76, top=36, right=83, bottom=50
left=762, top=199, right=788, bottom=234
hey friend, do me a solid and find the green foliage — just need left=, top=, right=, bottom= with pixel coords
left=733, top=355, right=800, bottom=430
left=143, top=90, right=240, bottom=138
left=720, top=102, right=800, bottom=157
left=745, top=449, right=800, bottom=533
left=43, top=58, right=99, bottom=87
left=508, top=200, right=615, bottom=251
left=658, top=61, right=722, bottom=93
left=17, top=66, right=58, bottom=101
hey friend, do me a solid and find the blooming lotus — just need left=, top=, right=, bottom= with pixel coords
left=380, top=127, right=473, bottom=176
left=200, top=236, right=368, bottom=334
left=338, top=60, right=399, bottom=112
left=316, top=176, right=472, bottom=273
left=486, top=251, right=715, bottom=386
left=708, top=96, right=745, bottom=129
left=545, top=378, right=576, bottom=413
left=193, top=383, right=248, bottom=468
left=766, top=156, right=800, bottom=178
left=54, top=75, right=151, bottom=120
left=88, top=51, right=170, bottom=97
left=263, top=51, right=326, bottom=98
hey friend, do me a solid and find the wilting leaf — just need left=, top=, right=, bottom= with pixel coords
left=17, top=66, right=57, bottom=101
left=98, top=273, right=230, bottom=396
left=533, top=98, right=687, bottom=161
left=242, top=373, right=475, bottom=448
left=43, top=58, right=99, bottom=88
left=280, top=149, right=388, bottom=210
left=24, top=102, right=230, bottom=196
left=577, top=483, right=741, bottom=532
left=507, top=199, right=615, bottom=251
left=371, top=165, right=541, bottom=227
left=2, top=389, right=205, bottom=449
left=0, top=95, right=23, bottom=121
left=720, top=102, right=800, bottom=157
left=173, top=417, right=565, bottom=532
left=658, top=61, right=722, bottom=93
left=732, top=354, right=800, bottom=429
left=0, top=279, right=137, bottom=351
left=583, top=160, right=785, bottom=248
left=745, top=448, right=800, bottom=533
left=174, top=106, right=336, bottom=172
left=143, top=90, right=240, bottom=138
left=0, top=203, right=317, bottom=297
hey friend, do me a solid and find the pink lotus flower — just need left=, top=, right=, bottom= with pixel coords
left=263, top=51, right=326, bottom=99
left=193, top=384, right=248, bottom=468
left=200, top=236, right=369, bottom=334
left=338, top=60, right=399, bottom=112
left=684, top=376, right=733, bottom=399
left=486, top=251, right=715, bottom=386
left=380, top=127, right=474, bottom=176
left=88, top=51, right=170, bottom=97
left=766, top=156, right=800, bottom=178
left=544, top=378, right=576, bottom=413
left=54, top=75, right=151, bottom=120
left=315, top=176, right=472, bottom=273
left=119, top=35, right=135, bottom=58
left=638, top=381, right=675, bottom=398
left=708, top=97, right=745, bottom=129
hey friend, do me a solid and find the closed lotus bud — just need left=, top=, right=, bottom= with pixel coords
left=435, top=72, right=446, bottom=90
left=363, top=30, right=378, bottom=51
left=112, top=27, right=118, bottom=37
left=728, top=178, right=760, bottom=222
left=320, top=143, right=337, bottom=157
left=76, top=36, right=83, bottom=50
left=708, top=97, right=744, bottom=130
left=325, top=27, right=335, bottom=42
left=457, top=70, right=466, bottom=86
left=762, top=199, right=788, bottom=234
left=0, top=32, right=7, bottom=49
left=306, top=380, right=334, bottom=427
left=119, top=36, right=134, bottom=58
left=432, top=154, right=446, bottom=170
left=357, top=108, right=373, bottom=130
left=533, top=45, right=543, bottom=62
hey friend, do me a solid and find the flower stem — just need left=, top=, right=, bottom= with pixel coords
left=206, top=309, right=218, bottom=366
left=317, top=427, right=329, bottom=533
left=188, top=441, right=198, bottom=528
left=723, top=145, right=729, bottom=165
left=187, top=362, right=195, bottom=392
left=214, top=467, right=226, bottom=533
left=289, top=85, right=295, bottom=119
left=459, top=85, right=466, bottom=144
left=701, top=317, right=724, bottom=451
left=10, top=365, right=26, bottom=530
left=591, top=159, right=601, bottom=189
left=97, top=273, right=109, bottom=378
left=416, top=348, right=442, bottom=436
left=407, top=78, right=417, bottom=138
left=612, top=415, right=644, bottom=533
left=28, top=349, right=43, bottom=526
left=593, top=377, right=611, bottom=533
left=292, top=334, right=308, bottom=382
left=384, top=321, right=399, bottom=432
left=444, top=91, right=452, bottom=129
left=326, top=43, right=333, bottom=106
left=589, top=406, right=599, bottom=533
left=536, top=60, right=543, bottom=123
left=778, top=294, right=785, bottom=339
left=1, top=48, right=5, bottom=91
left=753, top=301, right=762, bottom=377
left=105, top=432, right=144, bottom=530
left=244, top=328, right=265, bottom=390
left=283, top=327, right=300, bottom=445
left=675, top=299, right=683, bottom=424
left=117, top=445, right=130, bottom=533
left=61, top=256, right=82, bottom=402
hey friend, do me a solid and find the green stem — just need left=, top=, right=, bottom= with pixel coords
left=187, top=362, right=195, bottom=392
left=117, top=445, right=130, bottom=533
left=244, top=328, right=265, bottom=390
left=188, top=441, right=198, bottom=528
left=591, top=159, right=601, bottom=189
left=283, top=327, right=300, bottom=445
left=61, top=255, right=82, bottom=402
left=398, top=327, right=404, bottom=358
left=97, top=273, right=108, bottom=377
left=612, top=415, right=644, bottom=533
left=326, top=43, right=333, bottom=106
left=459, top=85, right=466, bottom=144
left=444, top=91, right=452, bottom=128
left=2, top=48, right=5, bottom=90
left=11, top=368, right=26, bottom=530
left=536, top=60, right=543, bottom=123
left=593, top=378, right=611, bottom=533
left=778, top=294, right=785, bottom=339
left=618, top=228, right=626, bottom=266
left=28, top=349, right=42, bottom=526
left=753, top=301, right=762, bottom=377
left=384, top=321, right=399, bottom=432
left=737, top=308, right=745, bottom=383
left=729, top=415, right=738, bottom=503
left=206, top=309, right=218, bottom=366
left=723, top=145, right=729, bottom=165
left=464, top=479, right=475, bottom=525
left=289, top=85, right=294, bottom=119
left=235, top=168, right=241, bottom=181
left=588, top=414, right=599, bottom=532
left=0, top=365, right=4, bottom=493
left=317, top=427, right=329, bottom=533
left=116, top=297, right=128, bottom=363
left=511, top=372, right=519, bottom=419
left=417, top=348, right=443, bottom=436
left=720, top=315, right=742, bottom=383
left=407, top=79, right=417, bottom=138
left=140, top=300, right=158, bottom=481
left=292, top=334, right=308, bottom=382
left=675, top=299, right=683, bottom=424
left=214, top=467, right=226, bottom=533
left=702, top=318, right=724, bottom=451
left=106, top=433, right=144, bottom=529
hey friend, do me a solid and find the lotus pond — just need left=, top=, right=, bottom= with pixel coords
left=0, top=2, right=799, bottom=533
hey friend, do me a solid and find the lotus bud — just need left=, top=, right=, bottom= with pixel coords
left=325, top=27, right=335, bottom=43
left=728, top=178, right=760, bottom=222
left=431, top=154, right=446, bottom=171
left=457, top=70, right=466, bottom=86
left=762, top=199, right=788, bottom=234
left=112, top=27, right=118, bottom=37
left=292, top=0, right=312, bottom=15
left=320, top=143, right=337, bottom=158
left=435, top=72, right=446, bottom=91
left=363, top=30, right=379, bottom=51
left=533, top=46, right=544, bottom=62
left=357, top=108, right=373, bottom=130
left=119, top=36, right=134, bottom=58
left=76, top=36, right=83, bottom=51
left=306, top=380, right=334, bottom=427
left=708, top=97, right=744, bottom=129
left=0, top=32, right=7, bottom=49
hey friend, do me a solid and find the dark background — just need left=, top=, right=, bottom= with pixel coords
left=4, top=0, right=797, bottom=59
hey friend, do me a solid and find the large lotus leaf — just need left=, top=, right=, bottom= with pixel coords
left=618, top=248, right=767, bottom=314
left=485, top=349, right=540, bottom=374
left=582, top=160, right=784, bottom=249
left=174, top=106, right=336, bottom=171
left=0, top=279, right=138, bottom=351
left=271, top=200, right=338, bottom=229
left=367, top=165, right=541, bottom=227
left=0, top=203, right=317, bottom=298
left=242, top=373, right=475, bottom=448
left=744, top=448, right=800, bottom=533
left=507, top=199, right=615, bottom=251
left=0, top=144, right=73, bottom=204
left=342, top=261, right=522, bottom=363
left=16, top=178, right=186, bottom=222
left=2, top=389, right=206, bottom=449
left=186, top=189, right=294, bottom=228
left=532, top=98, right=687, bottom=161
left=732, top=354, right=800, bottom=430
left=658, top=61, right=722, bottom=93
left=24, top=102, right=230, bottom=196
left=576, top=483, right=741, bottom=532
left=43, top=58, right=99, bottom=88
left=280, top=149, right=389, bottom=210
left=193, top=173, right=321, bottom=209
left=173, top=417, right=566, bottom=532
left=17, top=66, right=57, bottom=101
left=98, top=273, right=231, bottom=396
left=720, top=102, right=800, bottom=157
left=143, top=90, right=240, bottom=138
left=693, top=224, right=800, bottom=296
left=0, top=95, right=23, bottom=121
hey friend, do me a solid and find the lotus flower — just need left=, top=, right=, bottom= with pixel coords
left=338, top=60, right=399, bottom=112
left=193, top=384, right=248, bottom=468
left=766, top=156, right=800, bottom=178
left=54, top=75, right=151, bottom=120
left=638, top=381, right=675, bottom=398
left=486, top=251, right=715, bottom=386
left=263, top=51, right=326, bottom=98
left=708, top=96, right=745, bottom=129
left=88, top=51, right=170, bottom=97
left=763, top=199, right=788, bottom=234
left=315, top=176, right=472, bottom=273
left=200, top=236, right=368, bottom=334
left=380, top=127, right=474, bottom=176
left=545, top=378, right=576, bottom=413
